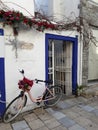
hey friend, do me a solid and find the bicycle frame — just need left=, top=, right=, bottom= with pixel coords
left=24, top=84, right=55, bottom=103
left=18, top=69, right=55, bottom=104
left=2, top=70, right=62, bottom=123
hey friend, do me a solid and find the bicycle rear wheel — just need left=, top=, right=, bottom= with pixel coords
left=44, top=86, right=62, bottom=107
left=3, top=95, right=27, bottom=123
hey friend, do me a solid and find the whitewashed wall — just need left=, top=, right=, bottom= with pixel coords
left=0, top=32, right=4, bottom=58
left=4, top=26, right=46, bottom=109
left=88, top=29, right=98, bottom=80
left=35, top=0, right=48, bottom=15
left=48, top=0, right=80, bottom=21
left=0, top=0, right=82, bottom=111
left=3, top=24, right=81, bottom=110
left=2, top=0, right=34, bottom=17
left=35, top=0, right=80, bottom=21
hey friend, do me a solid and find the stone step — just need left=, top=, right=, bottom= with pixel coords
left=82, top=85, right=98, bottom=98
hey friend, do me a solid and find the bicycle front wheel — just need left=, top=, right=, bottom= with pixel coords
left=3, top=95, right=27, bottom=123
left=44, top=86, right=62, bottom=107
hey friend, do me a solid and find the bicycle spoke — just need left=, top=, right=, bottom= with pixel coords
left=44, top=86, right=62, bottom=107
left=3, top=95, right=27, bottom=123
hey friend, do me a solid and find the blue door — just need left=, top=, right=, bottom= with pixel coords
left=45, top=34, right=78, bottom=95
left=0, top=29, right=6, bottom=116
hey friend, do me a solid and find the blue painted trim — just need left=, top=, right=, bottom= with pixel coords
left=0, top=29, right=4, bottom=36
left=0, top=29, right=6, bottom=116
left=45, top=35, right=49, bottom=80
left=72, top=36, right=78, bottom=94
left=0, top=58, right=6, bottom=116
left=45, top=33, right=78, bottom=94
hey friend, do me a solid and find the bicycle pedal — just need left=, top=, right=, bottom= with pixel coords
left=36, top=102, right=40, bottom=105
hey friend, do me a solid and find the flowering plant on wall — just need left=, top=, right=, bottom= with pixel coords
left=0, top=10, right=81, bottom=35
left=0, top=10, right=56, bottom=32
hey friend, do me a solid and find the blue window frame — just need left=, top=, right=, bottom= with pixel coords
left=45, top=33, right=78, bottom=94
left=0, top=29, right=6, bottom=116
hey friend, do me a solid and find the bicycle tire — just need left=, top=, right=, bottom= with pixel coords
left=44, top=86, right=62, bottom=107
left=3, top=95, right=27, bottom=123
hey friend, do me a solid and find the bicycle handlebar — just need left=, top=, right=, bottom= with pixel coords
left=19, top=69, right=24, bottom=74
left=35, top=79, right=53, bottom=84
left=19, top=69, right=53, bottom=84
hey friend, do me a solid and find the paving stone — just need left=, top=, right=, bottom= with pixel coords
left=36, top=126, right=49, bottom=130
left=62, top=111, right=80, bottom=119
left=28, top=119, right=44, bottom=130
left=67, top=98, right=80, bottom=104
left=77, top=96, right=88, bottom=102
left=74, top=116, right=92, bottom=127
left=44, top=118, right=60, bottom=129
left=92, top=109, right=98, bottom=116
left=33, top=108, right=46, bottom=116
left=46, top=108, right=56, bottom=114
left=69, top=124, right=86, bottom=130
left=78, top=110, right=94, bottom=119
left=38, top=111, right=53, bottom=121
left=78, top=104, right=85, bottom=108
left=58, top=117, right=76, bottom=128
left=51, top=125, right=67, bottom=130
left=23, top=113, right=38, bottom=122
left=57, top=101, right=72, bottom=109
left=70, top=106, right=83, bottom=113
left=12, top=120, right=29, bottom=130
left=2, top=93, right=98, bottom=130
left=0, top=123, right=12, bottom=130
left=64, top=99, right=76, bottom=106
left=79, top=105, right=95, bottom=112
left=89, top=101, right=98, bottom=107
left=93, top=105, right=98, bottom=109
left=85, top=123, right=98, bottom=130
left=53, top=111, right=66, bottom=120
left=24, top=128, right=31, bottom=130
left=90, top=114, right=98, bottom=124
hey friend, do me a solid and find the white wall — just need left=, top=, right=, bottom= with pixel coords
left=4, top=26, right=45, bottom=108
left=48, top=0, right=80, bottom=21
left=0, top=31, right=4, bottom=98
left=1, top=0, right=82, bottom=111
left=3, top=24, right=80, bottom=110
left=88, top=29, right=98, bottom=80
left=0, top=34, right=5, bottom=58
left=2, top=0, right=34, bottom=17
left=33, top=0, right=80, bottom=21
left=35, top=0, right=48, bottom=15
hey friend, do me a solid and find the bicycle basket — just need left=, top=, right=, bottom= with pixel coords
left=18, top=77, right=33, bottom=91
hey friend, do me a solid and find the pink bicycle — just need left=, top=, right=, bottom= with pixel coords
left=3, top=70, right=62, bottom=123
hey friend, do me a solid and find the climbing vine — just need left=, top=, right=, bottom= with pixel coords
left=0, top=10, right=82, bottom=35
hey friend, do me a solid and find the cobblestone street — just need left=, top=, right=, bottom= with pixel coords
left=1, top=96, right=98, bottom=130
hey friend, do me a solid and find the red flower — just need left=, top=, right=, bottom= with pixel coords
left=23, top=18, right=28, bottom=24
left=37, top=22, right=43, bottom=26
left=10, top=17, right=14, bottom=21
left=4, top=11, right=12, bottom=17
left=32, top=19, right=37, bottom=24
left=16, top=12, right=20, bottom=17
left=15, top=17, right=19, bottom=21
